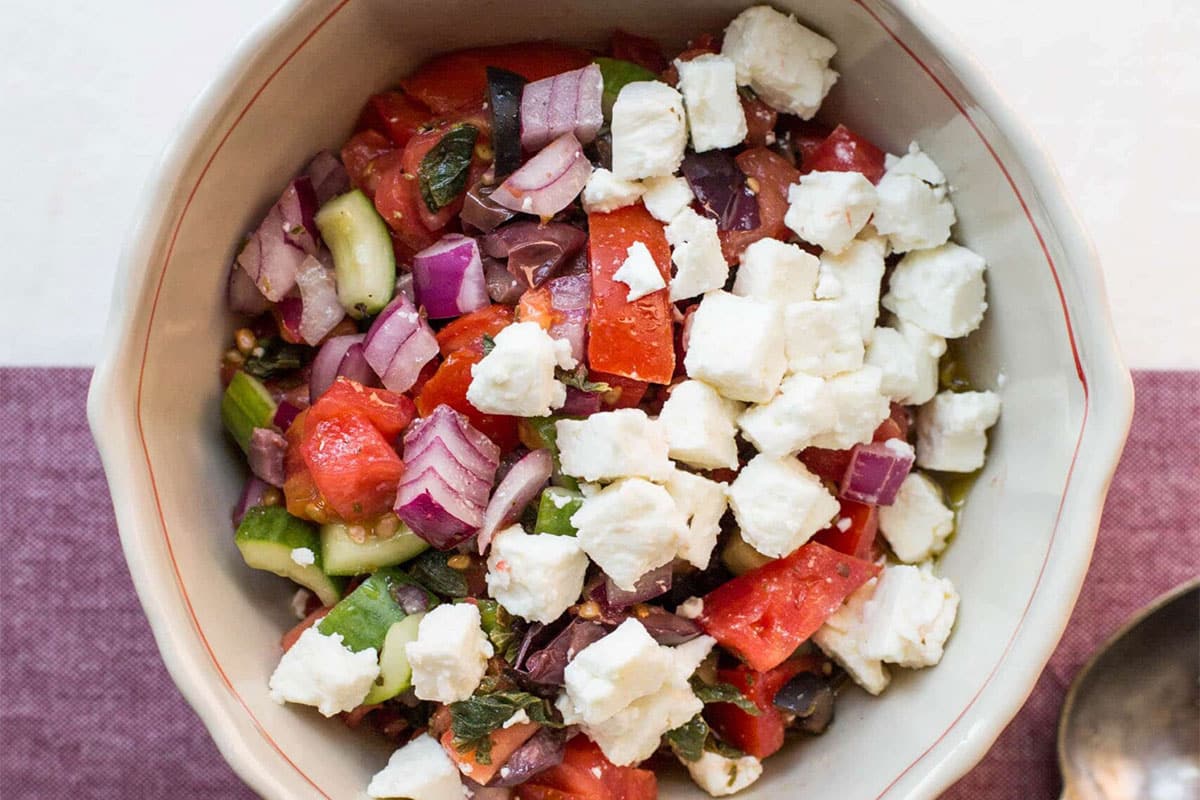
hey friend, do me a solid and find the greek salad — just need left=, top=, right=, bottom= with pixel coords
left=220, top=6, right=1001, bottom=798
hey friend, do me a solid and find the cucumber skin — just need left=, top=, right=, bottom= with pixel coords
left=533, top=487, right=583, bottom=536
left=221, top=371, right=277, bottom=452
left=320, top=522, right=430, bottom=576
left=318, top=568, right=436, bottom=653
left=234, top=506, right=346, bottom=605
left=363, top=613, right=423, bottom=704
left=315, top=190, right=396, bottom=319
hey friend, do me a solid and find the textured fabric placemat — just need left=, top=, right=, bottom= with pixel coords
left=1, top=369, right=1196, bottom=799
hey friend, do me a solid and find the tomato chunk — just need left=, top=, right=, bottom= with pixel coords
left=300, top=412, right=404, bottom=522
left=415, top=349, right=521, bottom=452
left=802, top=124, right=887, bottom=183
left=610, top=29, right=668, bottom=74
left=706, top=659, right=814, bottom=759
left=720, top=147, right=800, bottom=262
left=435, top=305, right=515, bottom=356
left=698, top=541, right=879, bottom=672
left=813, top=498, right=879, bottom=560
left=440, top=723, right=538, bottom=786
left=741, top=95, right=778, bottom=148
left=586, top=205, right=675, bottom=384
left=307, top=377, right=416, bottom=442
left=356, top=90, right=432, bottom=148
left=516, top=737, right=657, bottom=800
left=281, top=605, right=333, bottom=652
left=778, top=117, right=832, bottom=168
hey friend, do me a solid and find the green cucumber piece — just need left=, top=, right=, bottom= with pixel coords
left=721, top=530, right=774, bottom=577
left=533, top=487, right=583, bottom=536
left=363, top=613, right=424, bottom=704
left=235, top=506, right=345, bottom=605
left=594, top=57, right=658, bottom=119
left=221, top=371, right=277, bottom=452
left=315, top=189, right=396, bottom=319
left=518, top=416, right=579, bottom=491
left=318, top=568, right=436, bottom=653
left=320, top=522, right=430, bottom=576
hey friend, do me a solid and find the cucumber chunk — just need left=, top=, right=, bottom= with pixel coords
left=321, top=522, right=430, bottom=576
left=315, top=190, right=396, bottom=319
left=221, top=371, right=277, bottom=452
left=533, top=487, right=583, bottom=536
left=235, top=506, right=345, bottom=606
left=363, top=613, right=423, bottom=704
left=517, top=415, right=580, bottom=491
left=318, top=568, right=436, bottom=653
left=721, top=529, right=774, bottom=576
left=594, top=57, right=657, bottom=119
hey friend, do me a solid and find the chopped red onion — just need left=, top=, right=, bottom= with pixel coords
left=560, top=387, right=602, bottom=416
left=395, top=271, right=416, bottom=303
left=405, top=447, right=493, bottom=507
left=477, top=450, right=553, bottom=554
left=462, top=182, right=517, bottom=233
left=544, top=273, right=590, bottom=363
left=489, top=727, right=567, bottom=787
left=310, top=334, right=377, bottom=404
left=232, top=475, right=269, bottom=526
left=412, top=234, right=490, bottom=319
left=276, top=296, right=304, bottom=341
left=277, top=176, right=320, bottom=255
left=490, top=133, right=592, bottom=220
left=273, top=400, right=302, bottom=431
left=404, top=406, right=502, bottom=480
left=363, top=294, right=438, bottom=393
left=295, top=255, right=346, bottom=345
left=395, top=470, right=486, bottom=550
left=304, top=151, right=350, bottom=206
left=839, top=439, right=915, bottom=506
left=227, top=263, right=270, bottom=315
left=681, top=150, right=761, bottom=232
left=519, top=64, right=604, bottom=152
left=248, top=427, right=288, bottom=487
left=484, top=257, right=524, bottom=304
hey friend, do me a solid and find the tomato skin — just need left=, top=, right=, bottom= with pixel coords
left=356, top=90, right=431, bottom=148
left=591, top=372, right=649, bottom=410
left=373, top=161, right=439, bottom=254
left=778, top=117, right=833, bottom=168
left=415, top=349, right=521, bottom=452
left=813, top=498, right=879, bottom=560
left=435, top=305, right=515, bottom=356
left=610, top=29, right=668, bottom=73
left=283, top=410, right=332, bottom=521
left=720, top=147, right=801, bottom=263
left=698, top=541, right=880, bottom=673
left=741, top=95, right=778, bottom=148
left=300, top=412, right=404, bottom=522
left=341, top=130, right=399, bottom=198
left=439, top=723, right=538, bottom=786
left=802, top=124, right=887, bottom=183
left=280, top=606, right=333, bottom=652
left=517, top=285, right=556, bottom=330
left=307, top=377, right=416, bottom=442
left=516, top=737, right=657, bottom=800
left=706, top=659, right=815, bottom=759
left=802, top=410, right=909, bottom=484
left=586, top=205, right=675, bottom=385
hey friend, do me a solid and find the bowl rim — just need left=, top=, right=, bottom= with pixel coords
left=88, top=1, right=1134, bottom=797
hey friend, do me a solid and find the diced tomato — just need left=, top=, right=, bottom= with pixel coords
left=283, top=410, right=332, bottom=521
left=610, top=29, right=668, bottom=74
left=879, top=402, right=912, bottom=441
left=307, top=377, right=416, bottom=441
left=415, top=349, right=521, bottom=452
left=516, top=737, right=657, bottom=800
left=373, top=159, right=439, bottom=253
left=591, top=371, right=649, bottom=410
left=435, top=305, right=515, bottom=356
left=517, top=285, right=556, bottom=329
left=341, top=130, right=401, bottom=198
left=401, top=122, right=472, bottom=232
left=798, top=445, right=853, bottom=484
left=802, top=124, right=887, bottom=184
left=813, top=498, right=879, bottom=560
left=586, top=205, right=675, bottom=384
left=280, top=605, right=332, bottom=652
left=660, top=33, right=720, bottom=85
left=401, top=43, right=593, bottom=114
left=440, top=723, right=538, bottom=786
left=356, top=90, right=432, bottom=148
left=778, top=117, right=833, bottom=168
left=698, top=541, right=880, bottom=672
left=706, top=658, right=816, bottom=759
left=300, top=412, right=404, bottom=522
left=741, top=94, right=778, bottom=148
left=720, top=147, right=800, bottom=262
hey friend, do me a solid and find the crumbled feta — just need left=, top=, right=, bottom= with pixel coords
left=405, top=603, right=493, bottom=703
left=267, top=624, right=380, bottom=717
left=556, top=409, right=673, bottom=483
left=731, top=238, right=819, bottom=305
left=611, top=81, right=688, bottom=180
left=878, top=472, right=955, bottom=563
left=783, top=299, right=865, bottom=377
left=915, top=390, right=1002, bottom=472
left=872, top=143, right=956, bottom=253
left=665, top=208, right=729, bottom=301
left=290, top=588, right=312, bottom=620
left=675, top=54, right=748, bottom=152
left=737, top=371, right=837, bottom=456
left=728, top=454, right=839, bottom=558
left=817, top=236, right=886, bottom=337
left=657, top=379, right=743, bottom=470
left=815, top=267, right=843, bottom=299
left=502, top=709, right=531, bottom=729
left=613, top=241, right=667, bottom=301
left=571, top=478, right=685, bottom=590
left=785, top=171, right=878, bottom=254
left=721, top=5, right=838, bottom=119
left=676, top=596, right=705, bottom=619
left=583, top=675, right=703, bottom=766
left=289, top=547, right=315, bottom=567
left=807, top=366, right=891, bottom=450
left=684, top=290, right=787, bottom=403
left=862, top=564, right=959, bottom=668
left=865, top=322, right=947, bottom=405
left=486, top=525, right=589, bottom=624
left=467, top=321, right=576, bottom=416
left=367, top=733, right=467, bottom=800
left=882, top=242, right=988, bottom=338
left=665, top=468, right=728, bottom=570
left=836, top=516, right=853, bottom=532
left=683, top=749, right=764, bottom=796
left=641, top=175, right=695, bottom=223
left=812, top=578, right=891, bottom=695
left=582, top=167, right=646, bottom=214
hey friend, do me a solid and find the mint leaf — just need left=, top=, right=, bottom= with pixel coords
left=690, top=678, right=760, bottom=715
left=449, top=691, right=563, bottom=764
left=419, top=124, right=479, bottom=212
left=556, top=364, right=610, bottom=394
left=481, top=333, right=496, bottom=356
left=241, top=337, right=309, bottom=379
left=476, top=599, right=523, bottom=664
left=665, top=714, right=709, bottom=762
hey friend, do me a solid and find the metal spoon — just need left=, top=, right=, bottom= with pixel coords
left=1057, top=579, right=1199, bottom=799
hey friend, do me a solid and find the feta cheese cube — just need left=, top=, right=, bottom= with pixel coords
left=405, top=603, right=493, bottom=703
left=676, top=596, right=705, bottom=619
left=665, top=468, right=728, bottom=570
left=817, top=236, right=886, bottom=337
left=721, top=5, right=838, bottom=119
left=878, top=472, right=955, bottom=563
left=486, top=525, right=589, bottom=623
left=559, top=618, right=675, bottom=725
left=611, top=81, right=688, bottom=180
left=915, top=390, right=1002, bottom=472
left=467, top=321, right=576, bottom=416
left=675, top=54, right=748, bottom=152
left=582, top=167, right=645, bottom=214
left=728, top=454, right=839, bottom=558
left=683, top=750, right=764, bottom=797
left=872, top=143, right=956, bottom=253
left=583, top=677, right=703, bottom=765
left=556, top=409, right=673, bottom=483
left=290, top=588, right=312, bottom=620
left=267, top=624, right=380, bottom=717
left=665, top=208, right=729, bottom=301
left=613, top=241, right=667, bottom=301
left=812, top=578, right=891, bottom=695
left=862, top=564, right=959, bottom=668
left=731, top=238, right=819, bottom=305
left=658, top=380, right=743, bottom=470
left=737, top=372, right=837, bottom=456
left=882, top=242, right=988, bottom=338
left=784, top=171, right=878, bottom=254
left=807, top=366, right=891, bottom=450
left=571, top=478, right=685, bottom=590
left=290, top=547, right=315, bottom=566
left=367, top=733, right=466, bottom=800
left=684, top=290, right=787, bottom=403
left=865, top=321, right=947, bottom=406
left=642, top=175, right=695, bottom=223
left=783, top=300, right=864, bottom=377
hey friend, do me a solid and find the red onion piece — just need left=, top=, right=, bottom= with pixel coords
left=491, top=133, right=592, bottom=219
left=405, top=450, right=492, bottom=507
left=304, top=151, right=350, bottom=207
left=278, top=176, right=320, bottom=255
left=273, top=400, right=302, bottom=431
left=276, top=297, right=304, bottom=341
left=519, top=64, right=604, bottom=152
left=681, top=150, right=761, bottom=232
left=337, top=342, right=377, bottom=390
left=395, top=271, right=415, bottom=304
left=489, top=727, right=567, bottom=787
left=520, top=619, right=608, bottom=685
left=404, top=406, right=501, bottom=480
left=232, top=475, right=269, bottom=526
left=363, top=294, right=438, bottom=393
left=395, top=470, right=486, bottom=550
left=227, top=263, right=270, bottom=315
left=310, top=334, right=371, bottom=403
left=412, top=234, right=489, bottom=319
left=484, top=257, right=524, bottom=304
left=477, top=450, right=553, bottom=554
left=544, top=272, right=591, bottom=363
left=462, top=182, right=517, bottom=233
left=248, top=427, right=288, bottom=487
left=295, top=255, right=346, bottom=345
left=560, top=387, right=602, bottom=416
left=839, top=439, right=915, bottom=506
left=596, top=564, right=673, bottom=610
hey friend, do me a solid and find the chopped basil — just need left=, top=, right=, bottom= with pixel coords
left=556, top=364, right=610, bottom=394
left=594, top=57, right=657, bottom=119
left=665, top=714, right=709, bottom=762
left=481, top=333, right=496, bottom=356
left=707, top=737, right=748, bottom=760
left=690, top=677, right=760, bottom=715
left=476, top=599, right=524, bottom=663
left=406, top=551, right=469, bottom=598
left=449, top=690, right=563, bottom=764
left=418, top=124, right=479, bottom=213
left=241, top=336, right=309, bottom=379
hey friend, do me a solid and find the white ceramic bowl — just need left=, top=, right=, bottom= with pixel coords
left=89, top=1, right=1133, bottom=797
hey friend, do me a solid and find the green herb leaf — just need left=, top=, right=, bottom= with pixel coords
left=481, top=333, right=497, bottom=356
left=418, top=124, right=479, bottom=213
left=707, top=737, right=748, bottom=760
left=406, top=551, right=469, bottom=598
left=665, top=714, right=710, bottom=762
left=449, top=691, right=563, bottom=764
left=594, top=57, right=657, bottom=119
left=556, top=365, right=610, bottom=394
left=690, top=678, right=760, bottom=716
left=241, top=337, right=310, bottom=379
left=476, top=599, right=524, bottom=664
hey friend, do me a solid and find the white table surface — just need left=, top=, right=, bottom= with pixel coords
left=3, top=0, right=1197, bottom=368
